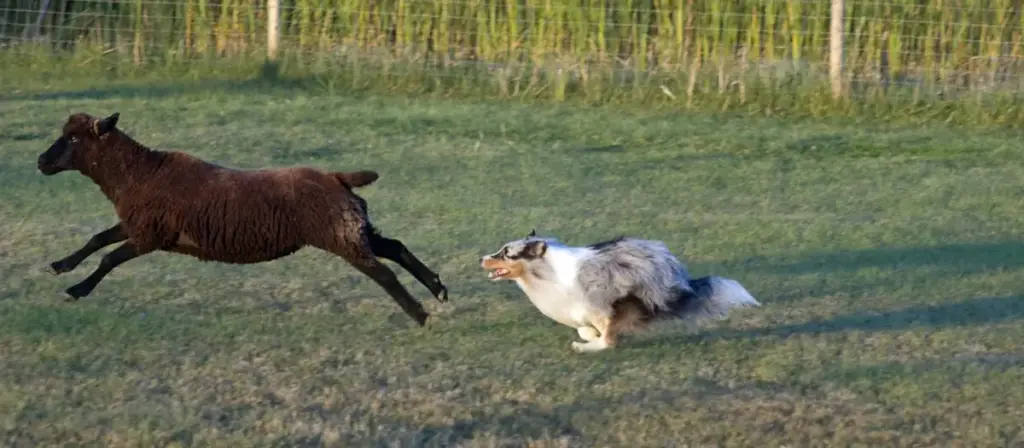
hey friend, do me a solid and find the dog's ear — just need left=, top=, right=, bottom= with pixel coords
left=93, top=112, right=119, bottom=136
left=527, top=228, right=536, bottom=238
left=525, top=240, right=547, bottom=259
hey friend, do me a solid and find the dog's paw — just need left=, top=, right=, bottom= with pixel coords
left=571, top=340, right=610, bottom=354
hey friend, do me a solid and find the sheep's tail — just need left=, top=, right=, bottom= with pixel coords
left=333, top=170, right=380, bottom=188
left=664, top=276, right=760, bottom=324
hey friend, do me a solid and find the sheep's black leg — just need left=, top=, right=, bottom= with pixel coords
left=47, top=223, right=127, bottom=275
left=64, top=242, right=147, bottom=301
left=368, top=233, right=449, bottom=303
left=350, top=258, right=430, bottom=326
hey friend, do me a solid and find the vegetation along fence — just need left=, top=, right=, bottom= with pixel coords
left=2, top=0, right=1022, bottom=121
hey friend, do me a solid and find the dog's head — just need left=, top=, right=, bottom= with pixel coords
left=480, top=229, right=550, bottom=281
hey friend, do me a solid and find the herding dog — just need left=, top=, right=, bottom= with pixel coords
left=480, top=230, right=760, bottom=353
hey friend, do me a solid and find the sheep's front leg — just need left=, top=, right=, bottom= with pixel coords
left=64, top=241, right=150, bottom=301
left=47, top=223, right=127, bottom=275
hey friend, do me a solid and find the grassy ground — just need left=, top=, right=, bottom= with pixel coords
left=2, top=78, right=1024, bottom=447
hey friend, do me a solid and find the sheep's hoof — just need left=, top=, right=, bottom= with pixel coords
left=435, top=286, right=449, bottom=303
left=45, top=260, right=72, bottom=276
left=416, top=312, right=432, bottom=328
left=64, top=283, right=93, bottom=301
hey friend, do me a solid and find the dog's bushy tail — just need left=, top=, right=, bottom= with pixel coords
left=666, top=276, right=760, bottom=324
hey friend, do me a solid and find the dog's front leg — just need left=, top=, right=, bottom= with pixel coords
left=576, top=326, right=600, bottom=342
left=571, top=316, right=616, bottom=353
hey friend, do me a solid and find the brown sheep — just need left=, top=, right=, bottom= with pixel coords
left=36, top=112, right=448, bottom=326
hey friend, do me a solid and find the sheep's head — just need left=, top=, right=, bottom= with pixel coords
left=37, top=112, right=119, bottom=175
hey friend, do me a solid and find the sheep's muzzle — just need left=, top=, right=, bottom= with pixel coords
left=37, top=138, right=71, bottom=175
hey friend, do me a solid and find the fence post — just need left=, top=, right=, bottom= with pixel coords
left=829, top=0, right=844, bottom=99
left=267, top=0, right=279, bottom=62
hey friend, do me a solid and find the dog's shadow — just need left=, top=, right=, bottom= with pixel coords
left=633, top=295, right=1024, bottom=349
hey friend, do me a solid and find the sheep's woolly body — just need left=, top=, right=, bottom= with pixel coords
left=37, top=112, right=448, bottom=326
left=75, top=135, right=371, bottom=264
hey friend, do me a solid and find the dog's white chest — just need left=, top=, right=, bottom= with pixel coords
left=514, top=249, right=594, bottom=328
left=519, top=285, right=590, bottom=327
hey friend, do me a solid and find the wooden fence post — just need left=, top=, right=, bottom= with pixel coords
left=267, top=0, right=279, bottom=62
left=829, top=0, right=845, bottom=99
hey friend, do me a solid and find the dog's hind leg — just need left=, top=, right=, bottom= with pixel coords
left=571, top=297, right=653, bottom=353
left=47, top=223, right=127, bottom=275
left=368, top=230, right=448, bottom=303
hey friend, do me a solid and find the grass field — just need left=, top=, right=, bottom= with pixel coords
left=2, top=78, right=1024, bottom=446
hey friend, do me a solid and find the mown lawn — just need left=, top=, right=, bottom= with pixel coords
left=1, top=80, right=1023, bottom=446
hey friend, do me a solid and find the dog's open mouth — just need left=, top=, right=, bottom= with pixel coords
left=488, top=268, right=510, bottom=280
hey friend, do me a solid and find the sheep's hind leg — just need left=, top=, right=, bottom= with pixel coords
left=347, top=256, right=431, bottom=327
left=64, top=241, right=150, bottom=301
left=47, top=223, right=127, bottom=275
left=368, top=232, right=449, bottom=303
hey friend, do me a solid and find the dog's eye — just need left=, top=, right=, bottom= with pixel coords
left=68, top=136, right=80, bottom=144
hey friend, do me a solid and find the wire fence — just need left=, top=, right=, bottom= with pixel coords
left=2, top=0, right=1023, bottom=103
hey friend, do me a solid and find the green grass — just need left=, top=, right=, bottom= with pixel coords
left=2, top=77, right=1024, bottom=446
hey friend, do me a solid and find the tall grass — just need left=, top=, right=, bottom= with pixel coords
left=2, top=0, right=1022, bottom=124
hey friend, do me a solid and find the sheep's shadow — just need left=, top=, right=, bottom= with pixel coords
left=741, top=241, right=1024, bottom=277
left=638, top=295, right=1024, bottom=349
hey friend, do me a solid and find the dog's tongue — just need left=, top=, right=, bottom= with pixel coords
left=488, top=269, right=508, bottom=279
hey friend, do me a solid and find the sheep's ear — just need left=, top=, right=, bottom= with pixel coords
left=93, top=112, right=120, bottom=136
left=527, top=228, right=537, bottom=238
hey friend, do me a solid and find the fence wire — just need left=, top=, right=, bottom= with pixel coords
left=2, top=0, right=1022, bottom=96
